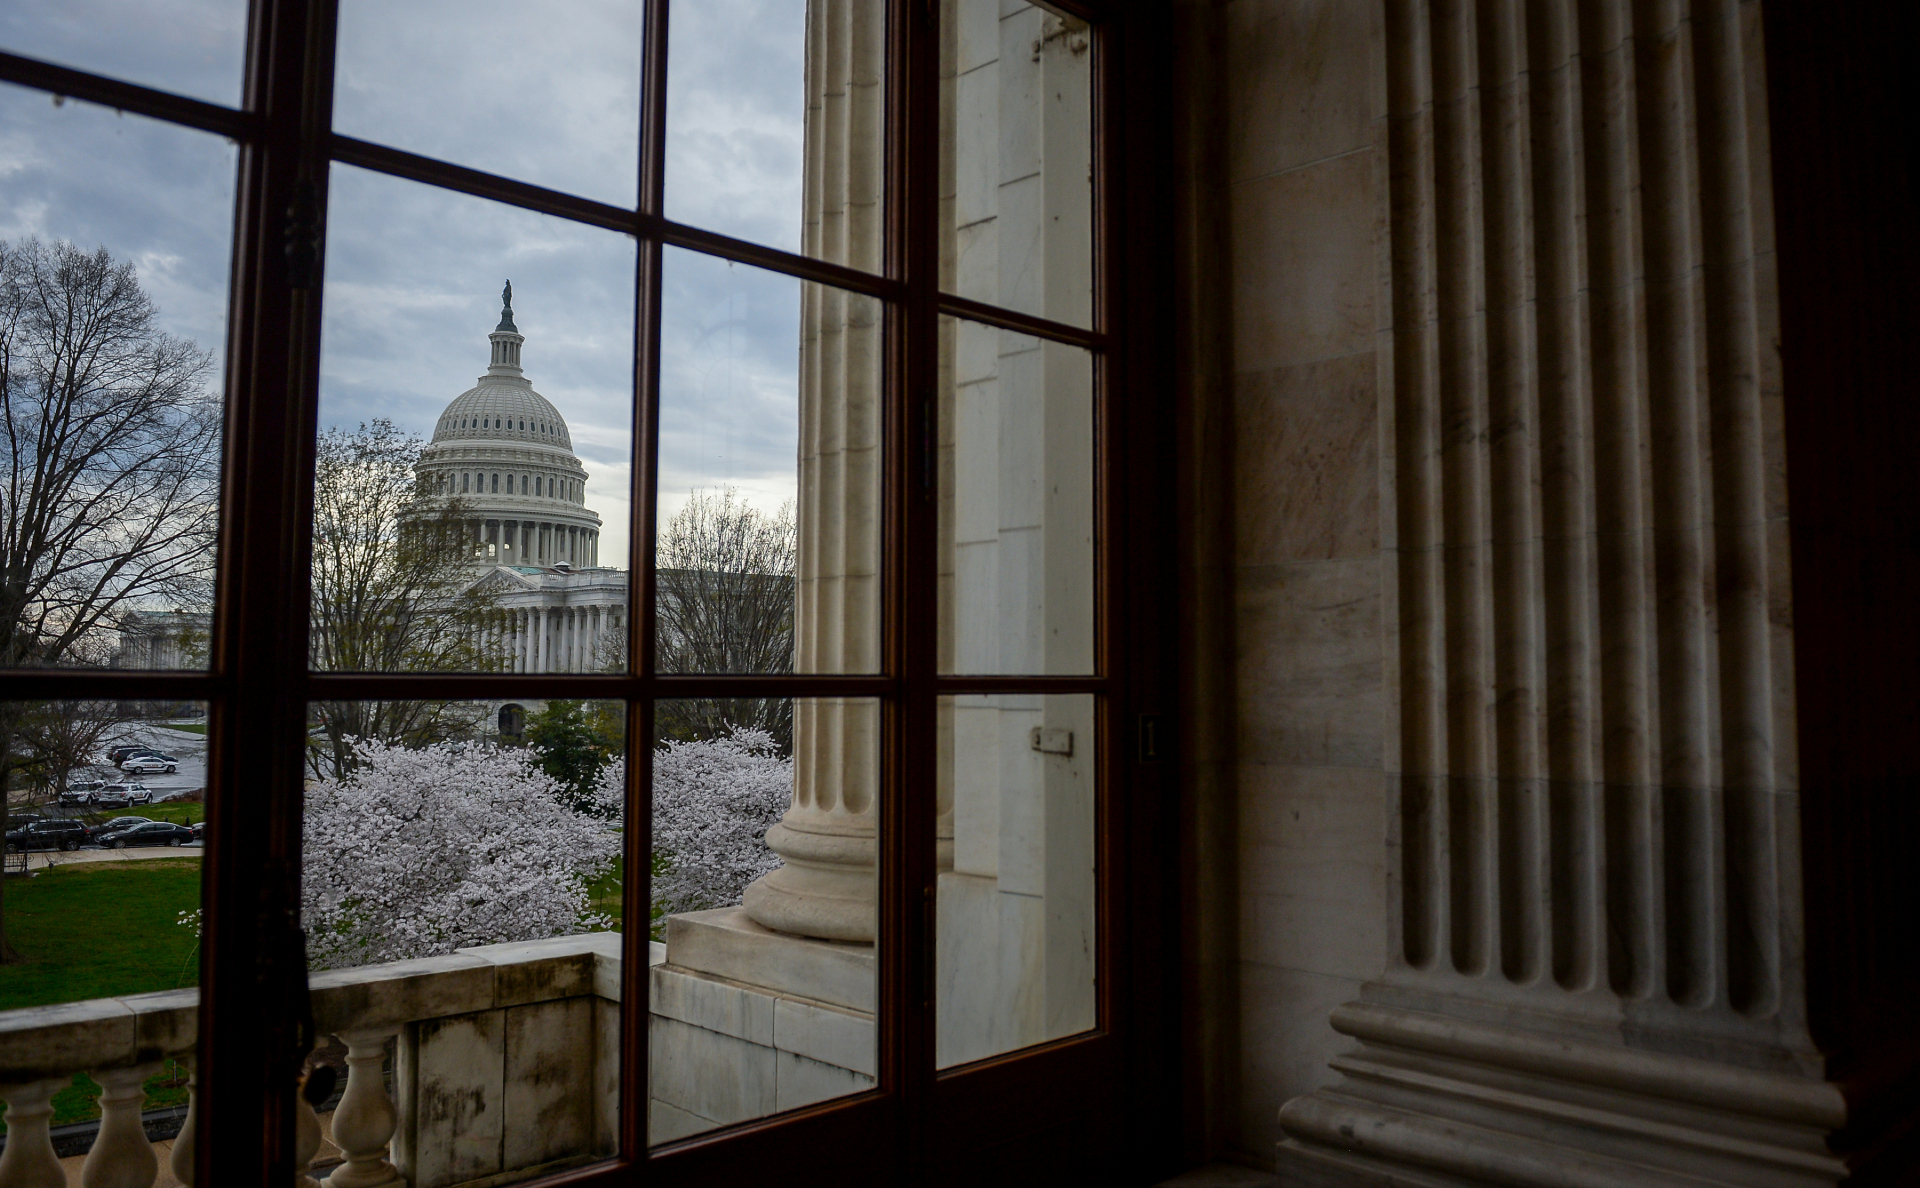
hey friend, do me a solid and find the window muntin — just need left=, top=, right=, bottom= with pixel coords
left=0, top=0, right=1122, bottom=1181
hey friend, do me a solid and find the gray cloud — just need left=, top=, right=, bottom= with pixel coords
left=3, top=2, right=831, bottom=581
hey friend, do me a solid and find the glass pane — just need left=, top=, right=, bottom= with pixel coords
left=648, top=698, right=877, bottom=1144
left=665, top=0, right=884, bottom=271
left=333, top=0, right=643, bottom=207
left=657, top=248, right=880, bottom=674
left=0, top=86, right=234, bottom=671
left=936, top=693, right=1096, bottom=1068
left=0, top=700, right=207, bottom=1145
left=0, top=1, right=247, bottom=107
left=303, top=698, right=626, bottom=1185
left=940, top=0, right=1092, bottom=327
left=938, top=315, right=1094, bottom=674
left=314, top=165, right=636, bottom=674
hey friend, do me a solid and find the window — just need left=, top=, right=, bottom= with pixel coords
left=0, top=2, right=1172, bottom=1185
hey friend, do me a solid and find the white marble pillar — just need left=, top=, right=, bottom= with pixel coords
left=741, top=0, right=887, bottom=945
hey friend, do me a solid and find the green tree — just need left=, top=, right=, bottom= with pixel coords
left=526, top=700, right=615, bottom=816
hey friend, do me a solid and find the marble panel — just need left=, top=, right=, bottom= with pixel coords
left=459, top=935, right=603, bottom=1008
left=647, top=1098, right=715, bottom=1146
left=1233, top=352, right=1379, bottom=564
left=311, top=953, right=497, bottom=1033
left=502, top=997, right=594, bottom=1170
left=593, top=998, right=619, bottom=1154
left=0, top=997, right=135, bottom=1081
left=950, top=700, right=1003, bottom=877
left=995, top=5, right=1043, bottom=181
left=1236, top=964, right=1360, bottom=1164
left=1230, top=148, right=1377, bottom=372
left=1226, top=0, right=1379, bottom=181
left=663, top=908, right=876, bottom=1013
left=1240, top=888, right=1384, bottom=980
left=647, top=1014, right=776, bottom=1126
left=649, top=962, right=776, bottom=1046
left=955, top=216, right=1000, bottom=303
left=773, top=996, right=876, bottom=1077
left=955, top=0, right=999, bottom=79
left=774, top=1049, right=873, bottom=1113
left=935, top=870, right=1007, bottom=1067
left=409, top=1009, right=506, bottom=1188
left=120, top=989, right=198, bottom=1059
left=997, top=172, right=1046, bottom=316
left=955, top=62, right=1001, bottom=231
left=1234, top=558, right=1384, bottom=768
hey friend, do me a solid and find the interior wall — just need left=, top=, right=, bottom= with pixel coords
left=1178, top=0, right=1391, bottom=1168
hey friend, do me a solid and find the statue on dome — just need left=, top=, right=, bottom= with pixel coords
left=502, top=279, right=513, bottom=312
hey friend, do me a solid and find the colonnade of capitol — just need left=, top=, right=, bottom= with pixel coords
left=415, top=286, right=626, bottom=674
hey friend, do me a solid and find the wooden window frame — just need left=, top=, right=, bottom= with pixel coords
left=0, top=0, right=1179, bottom=1182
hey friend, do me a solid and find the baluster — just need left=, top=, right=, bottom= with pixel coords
left=81, top=1063, right=161, bottom=1188
left=327, top=1028, right=402, bottom=1187
left=168, top=1059, right=196, bottom=1188
left=0, top=1076, right=69, bottom=1188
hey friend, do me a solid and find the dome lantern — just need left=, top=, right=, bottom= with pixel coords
left=488, top=279, right=525, bottom=375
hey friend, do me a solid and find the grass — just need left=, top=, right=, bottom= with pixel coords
left=0, top=861, right=202, bottom=1128
left=158, top=722, right=207, bottom=735
left=99, top=803, right=203, bottom=827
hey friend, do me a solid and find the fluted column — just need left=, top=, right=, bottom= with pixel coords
left=741, top=0, right=887, bottom=944
left=1276, top=1, right=1841, bottom=1184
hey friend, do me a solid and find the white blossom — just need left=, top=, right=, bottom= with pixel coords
left=303, top=738, right=618, bottom=969
left=597, top=726, right=793, bottom=918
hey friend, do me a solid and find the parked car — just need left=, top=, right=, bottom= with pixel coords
left=86, top=816, right=153, bottom=842
left=189, top=821, right=205, bottom=841
left=106, top=745, right=153, bottom=765
left=4, top=818, right=90, bottom=853
left=101, top=821, right=195, bottom=849
left=87, top=784, right=152, bottom=809
left=61, top=778, right=111, bottom=804
left=121, top=755, right=177, bottom=775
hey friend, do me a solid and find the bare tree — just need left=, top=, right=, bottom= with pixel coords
left=0, top=238, right=219, bottom=667
left=308, top=419, right=496, bottom=776
left=652, top=487, right=796, bottom=751
left=1, top=237, right=219, bottom=961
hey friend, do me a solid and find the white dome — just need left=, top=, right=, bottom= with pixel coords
left=434, top=382, right=573, bottom=452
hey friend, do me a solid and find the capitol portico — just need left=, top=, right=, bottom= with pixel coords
left=414, top=286, right=626, bottom=674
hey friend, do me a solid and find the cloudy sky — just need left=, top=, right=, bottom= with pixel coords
left=1, top=0, right=820, bottom=572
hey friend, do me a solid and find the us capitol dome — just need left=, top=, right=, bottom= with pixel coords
left=413, top=284, right=626, bottom=678
left=415, top=282, right=604, bottom=569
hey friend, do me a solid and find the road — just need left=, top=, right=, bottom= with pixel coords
left=82, top=719, right=210, bottom=803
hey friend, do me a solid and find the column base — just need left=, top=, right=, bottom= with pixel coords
left=1277, top=1002, right=1848, bottom=1188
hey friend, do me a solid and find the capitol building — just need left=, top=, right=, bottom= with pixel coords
left=412, top=288, right=627, bottom=673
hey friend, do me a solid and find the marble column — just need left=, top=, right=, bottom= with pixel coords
left=1272, top=2, right=1848, bottom=1184
left=740, top=0, right=887, bottom=944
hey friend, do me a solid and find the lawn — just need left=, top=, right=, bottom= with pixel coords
left=157, top=722, right=207, bottom=735
left=0, top=860, right=202, bottom=1128
left=99, top=803, right=205, bottom=827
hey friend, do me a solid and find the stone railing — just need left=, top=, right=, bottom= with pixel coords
left=0, top=932, right=623, bottom=1188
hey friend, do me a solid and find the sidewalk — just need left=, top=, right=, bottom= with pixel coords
left=19, top=846, right=203, bottom=870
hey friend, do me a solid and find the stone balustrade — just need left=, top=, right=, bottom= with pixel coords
left=0, top=933, right=623, bottom=1188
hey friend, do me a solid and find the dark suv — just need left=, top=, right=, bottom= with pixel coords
left=4, top=818, right=90, bottom=853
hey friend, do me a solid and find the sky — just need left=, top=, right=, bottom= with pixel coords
left=0, top=0, right=822, bottom=573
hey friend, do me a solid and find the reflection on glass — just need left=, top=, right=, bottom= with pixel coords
left=648, top=698, right=877, bottom=1145
left=0, top=1, right=247, bottom=107
left=938, top=315, right=1094, bottom=674
left=314, top=166, right=635, bottom=674
left=333, top=0, right=643, bottom=206
left=940, top=0, right=1093, bottom=326
left=303, top=698, right=625, bottom=1186
left=0, top=87, right=233, bottom=671
left=657, top=249, right=880, bottom=674
left=0, top=701, right=208, bottom=1143
left=936, top=693, right=1096, bottom=1068
left=666, top=0, right=883, bottom=270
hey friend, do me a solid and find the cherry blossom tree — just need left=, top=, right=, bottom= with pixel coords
left=302, top=738, right=619, bottom=969
left=596, top=725, right=793, bottom=918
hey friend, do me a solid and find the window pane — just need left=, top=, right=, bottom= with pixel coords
left=0, top=1, right=246, bottom=107
left=940, top=0, right=1092, bottom=327
left=938, top=315, right=1094, bottom=675
left=0, top=86, right=233, bottom=671
left=314, top=166, right=636, bottom=674
left=936, top=693, right=1096, bottom=1068
left=657, top=249, right=880, bottom=674
left=665, top=0, right=884, bottom=271
left=303, top=698, right=626, bottom=1184
left=0, top=700, right=207, bottom=1143
left=649, top=698, right=877, bottom=1144
left=333, top=0, right=643, bottom=207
